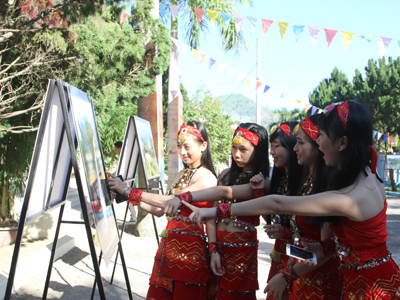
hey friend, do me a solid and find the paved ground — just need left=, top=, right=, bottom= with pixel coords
left=3, top=196, right=400, bottom=300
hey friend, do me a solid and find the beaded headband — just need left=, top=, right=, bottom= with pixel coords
left=271, top=123, right=291, bottom=138
left=323, top=101, right=349, bottom=132
left=178, top=125, right=204, bottom=144
left=232, top=128, right=259, bottom=146
left=294, top=117, right=319, bottom=143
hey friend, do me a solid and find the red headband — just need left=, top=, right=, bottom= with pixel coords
left=178, top=125, right=204, bottom=143
left=299, top=117, right=319, bottom=143
left=233, top=128, right=259, bottom=146
left=323, top=101, right=349, bottom=131
left=272, top=123, right=291, bottom=138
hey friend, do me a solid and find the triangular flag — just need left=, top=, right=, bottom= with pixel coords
left=180, top=42, right=189, bottom=55
left=227, top=67, right=235, bottom=78
left=199, top=53, right=206, bottom=64
left=304, top=103, right=311, bottom=113
left=120, top=11, right=130, bottom=24
left=384, top=135, right=387, bottom=143
left=341, top=31, right=355, bottom=52
left=318, top=109, right=323, bottom=113
left=220, top=13, right=231, bottom=27
left=234, top=15, right=245, bottom=31
left=293, top=25, right=305, bottom=42
left=209, top=58, right=216, bottom=69
left=308, top=26, right=321, bottom=47
left=192, top=48, right=199, bottom=60
left=182, top=6, right=191, bottom=17
left=236, top=72, right=246, bottom=82
left=263, top=85, right=270, bottom=93
left=159, top=3, right=167, bottom=18
left=255, top=81, right=262, bottom=90
left=377, top=132, right=382, bottom=140
left=193, top=8, right=204, bottom=24
left=373, top=130, right=377, bottom=139
left=395, top=138, right=399, bottom=146
left=169, top=4, right=179, bottom=20
left=207, top=10, right=218, bottom=26
left=324, top=29, right=337, bottom=47
left=311, top=106, right=318, bottom=115
left=247, top=77, right=252, bottom=86
left=295, top=100, right=302, bottom=106
left=389, top=136, right=394, bottom=145
left=261, top=19, right=273, bottom=38
left=377, top=37, right=392, bottom=58
left=359, top=34, right=372, bottom=43
left=277, top=22, right=289, bottom=39
left=247, top=16, right=257, bottom=33
left=280, top=93, right=287, bottom=99
left=218, top=62, right=226, bottom=74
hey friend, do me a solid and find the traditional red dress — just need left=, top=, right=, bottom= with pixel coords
left=330, top=200, right=400, bottom=299
left=289, top=215, right=343, bottom=299
left=147, top=168, right=213, bottom=300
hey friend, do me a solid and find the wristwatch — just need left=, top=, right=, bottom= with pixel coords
left=123, top=186, right=130, bottom=196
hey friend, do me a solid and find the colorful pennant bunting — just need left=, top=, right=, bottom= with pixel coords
left=311, top=106, right=317, bottom=115
left=308, top=26, right=321, bottom=47
left=247, top=16, right=258, bottom=33
left=324, top=29, right=337, bottom=47
left=120, top=11, right=130, bottom=24
left=341, top=31, right=354, bottom=52
left=277, top=22, right=289, bottom=39
left=255, top=81, right=262, bottom=90
left=304, top=103, right=311, bottom=112
left=193, top=8, right=204, bottom=24
left=159, top=3, right=167, bottom=18
left=234, top=15, right=245, bottom=31
left=220, top=12, right=231, bottom=26
left=209, top=58, right=216, bottom=69
left=293, top=25, right=305, bottom=43
left=377, top=37, right=392, bottom=58
left=207, top=10, right=218, bottom=26
left=262, top=19, right=273, bottom=38
left=218, top=62, right=226, bottom=74
left=192, top=48, right=199, bottom=59
left=170, top=4, right=179, bottom=20
left=200, top=53, right=206, bottom=64
left=263, top=85, right=270, bottom=93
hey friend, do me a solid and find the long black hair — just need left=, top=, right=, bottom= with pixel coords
left=318, top=100, right=373, bottom=191
left=297, top=114, right=330, bottom=195
left=220, top=123, right=270, bottom=186
left=270, top=122, right=306, bottom=196
left=181, top=120, right=217, bottom=178
left=270, top=122, right=306, bottom=227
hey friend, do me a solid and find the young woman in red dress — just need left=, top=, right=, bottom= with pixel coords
left=107, top=120, right=218, bottom=300
left=185, top=101, right=400, bottom=300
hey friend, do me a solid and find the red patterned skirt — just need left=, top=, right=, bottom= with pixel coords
left=211, top=230, right=258, bottom=300
left=147, top=220, right=211, bottom=300
left=289, top=255, right=343, bottom=299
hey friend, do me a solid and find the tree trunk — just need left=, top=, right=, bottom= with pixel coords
left=389, top=169, right=396, bottom=192
left=167, top=28, right=181, bottom=189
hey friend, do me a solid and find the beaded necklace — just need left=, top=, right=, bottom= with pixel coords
left=290, top=175, right=313, bottom=245
left=272, top=173, right=289, bottom=224
left=168, top=164, right=202, bottom=195
left=219, top=170, right=255, bottom=230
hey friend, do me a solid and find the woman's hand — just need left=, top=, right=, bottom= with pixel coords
left=250, top=172, right=265, bottom=189
left=163, top=197, right=182, bottom=217
left=264, top=224, right=284, bottom=239
left=106, top=171, right=127, bottom=194
left=210, top=252, right=224, bottom=276
left=300, top=241, right=323, bottom=266
left=264, top=273, right=289, bottom=300
left=181, top=201, right=217, bottom=228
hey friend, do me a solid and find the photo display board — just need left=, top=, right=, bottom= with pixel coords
left=68, top=84, right=118, bottom=266
left=25, top=81, right=73, bottom=223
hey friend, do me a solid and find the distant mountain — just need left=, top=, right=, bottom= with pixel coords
left=216, top=93, right=278, bottom=127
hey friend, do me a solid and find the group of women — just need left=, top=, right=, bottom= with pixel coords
left=107, top=100, right=400, bottom=300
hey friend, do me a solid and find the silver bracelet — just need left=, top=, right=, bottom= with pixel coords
left=123, top=186, right=130, bottom=196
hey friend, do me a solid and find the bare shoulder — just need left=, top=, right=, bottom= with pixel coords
left=191, top=167, right=217, bottom=184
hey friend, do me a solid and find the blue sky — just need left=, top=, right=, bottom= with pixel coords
left=166, top=0, right=400, bottom=110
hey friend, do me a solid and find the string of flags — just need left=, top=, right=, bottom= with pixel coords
left=158, top=3, right=399, bottom=59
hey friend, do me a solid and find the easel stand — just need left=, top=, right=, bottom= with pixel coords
left=4, top=80, right=132, bottom=299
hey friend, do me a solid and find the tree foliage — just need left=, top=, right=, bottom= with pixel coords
left=267, top=108, right=305, bottom=132
left=184, top=84, right=232, bottom=164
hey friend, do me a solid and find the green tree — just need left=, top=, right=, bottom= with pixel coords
left=0, top=0, right=104, bottom=220
left=184, top=85, right=232, bottom=164
left=66, top=2, right=170, bottom=166
left=353, top=57, right=400, bottom=147
left=267, top=108, right=305, bottom=133
left=308, top=67, right=354, bottom=109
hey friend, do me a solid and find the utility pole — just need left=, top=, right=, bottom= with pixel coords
left=256, top=38, right=261, bottom=125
